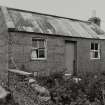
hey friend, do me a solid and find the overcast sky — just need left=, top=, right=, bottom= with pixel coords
left=0, top=0, right=105, bottom=30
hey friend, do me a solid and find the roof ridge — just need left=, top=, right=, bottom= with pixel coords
left=6, top=6, right=90, bottom=24
left=1, top=6, right=105, bottom=39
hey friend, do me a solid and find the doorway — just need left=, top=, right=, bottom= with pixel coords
left=65, top=41, right=77, bottom=75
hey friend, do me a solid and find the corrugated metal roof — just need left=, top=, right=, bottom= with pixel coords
left=2, top=7, right=105, bottom=39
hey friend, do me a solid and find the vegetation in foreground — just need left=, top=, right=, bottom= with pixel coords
left=36, top=71, right=105, bottom=105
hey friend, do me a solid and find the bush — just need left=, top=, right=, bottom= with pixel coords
left=36, top=72, right=105, bottom=105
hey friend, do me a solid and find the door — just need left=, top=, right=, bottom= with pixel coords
left=65, top=42, right=76, bottom=74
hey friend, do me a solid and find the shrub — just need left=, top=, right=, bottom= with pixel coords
left=36, top=72, right=105, bottom=105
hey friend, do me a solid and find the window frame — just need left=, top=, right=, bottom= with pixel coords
left=31, top=38, right=47, bottom=60
left=90, top=42, right=100, bottom=60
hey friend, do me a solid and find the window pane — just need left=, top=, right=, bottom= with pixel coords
left=90, top=51, right=95, bottom=58
left=38, top=40, right=45, bottom=48
left=32, top=40, right=37, bottom=48
left=91, top=43, right=94, bottom=50
left=95, top=51, right=98, bottom=58
left=95, top=43, right=98, bottom=50
left=31, top=49, right=38, bottom=59
left=31, top=38, right=46, bottom=59
left=38, top=49, right=45, bottom=58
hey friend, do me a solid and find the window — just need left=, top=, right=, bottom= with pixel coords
left=31, top=38, right=47, bottom=60
left=90, top=43, right=100, bottom=59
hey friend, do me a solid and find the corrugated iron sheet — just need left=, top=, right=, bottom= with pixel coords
left=3, top=8, right=105, bottom=39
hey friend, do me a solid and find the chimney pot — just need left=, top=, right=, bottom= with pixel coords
left=88, top=10, right=101, bottom=26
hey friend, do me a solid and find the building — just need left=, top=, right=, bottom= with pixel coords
left=0, top=6, right=105, bottom=82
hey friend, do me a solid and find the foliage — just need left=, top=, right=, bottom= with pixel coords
left=36, top=72, right=105, bottom=105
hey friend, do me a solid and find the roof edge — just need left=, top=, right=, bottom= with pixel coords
left=1, top=6, right=15, bottom=28
left=8, top=28, right=105, bottom=40
left=6, top=6, right=90, bottom=24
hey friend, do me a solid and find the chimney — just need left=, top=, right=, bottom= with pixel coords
left=88, top=10, right=101, bottom=26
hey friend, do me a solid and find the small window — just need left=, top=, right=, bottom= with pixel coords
left=31, top=38, right=47, bottom=60
left=90, top=43, right=100, bottom=59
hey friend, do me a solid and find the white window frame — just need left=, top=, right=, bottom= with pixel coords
left=31, top=38, right=47, bottom=60
left=90, top=42, right=100, bottom=59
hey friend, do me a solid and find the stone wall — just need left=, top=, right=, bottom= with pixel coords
left=8, top=70, right=51, bottom=105
left=8, top=71, right=39, bottom=105
left=0, top=8, right=9, bottom=85
left=8, top=31, right=105, bottom=75
left=8, top=32, right=66, bottom=75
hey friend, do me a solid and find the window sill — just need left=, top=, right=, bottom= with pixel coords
left=90, top=58, right=100, bottom=60
left=31, top=58, right=47, bottom=61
